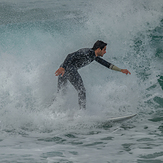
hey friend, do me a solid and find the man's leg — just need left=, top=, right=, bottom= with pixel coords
left=68, top=70, right=86, bottom=109
left=57, top=74, right=68, bottom=95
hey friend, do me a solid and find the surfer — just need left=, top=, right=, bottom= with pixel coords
left=55, top=40, right=131, bottom=109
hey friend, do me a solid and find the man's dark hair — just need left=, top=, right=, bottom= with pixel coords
left=92, top=40, right=107, bottom=51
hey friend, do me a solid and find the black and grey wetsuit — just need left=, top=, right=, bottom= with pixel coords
left=57, top=48, right=114, bottom=109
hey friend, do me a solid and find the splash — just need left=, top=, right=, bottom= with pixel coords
left=0, top=0, right=163, bottom=133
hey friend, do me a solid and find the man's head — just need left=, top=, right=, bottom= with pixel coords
left=92, top=40, right=107, bottom=57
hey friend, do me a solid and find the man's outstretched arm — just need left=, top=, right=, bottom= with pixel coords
left=95, top=57, right=131, bottom=75
left=111, top=65, right=131, bottom=75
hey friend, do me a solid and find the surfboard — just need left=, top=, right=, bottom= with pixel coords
left=107, top=114, right=137, bottom=123
left=99, top=114, right=137, bottom=128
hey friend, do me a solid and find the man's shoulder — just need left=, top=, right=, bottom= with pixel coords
left=77, top=48, right=92, bottom=54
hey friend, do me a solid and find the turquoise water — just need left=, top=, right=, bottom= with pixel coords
left=0, top=0, right=163, bottom=162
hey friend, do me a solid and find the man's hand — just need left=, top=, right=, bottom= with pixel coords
left=55, top=67, right=65, bottom=76
left=121, top=69, right=131, bottom=75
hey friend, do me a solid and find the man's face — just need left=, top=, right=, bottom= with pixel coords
left=98, top=46, right=106, bottom=57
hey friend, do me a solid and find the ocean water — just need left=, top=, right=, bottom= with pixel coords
left=0, top=0, right=163, bottom=162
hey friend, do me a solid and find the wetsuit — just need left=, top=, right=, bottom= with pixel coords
left=57, top=48, right=114, bottom=109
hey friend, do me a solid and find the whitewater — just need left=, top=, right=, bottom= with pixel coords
left=0, top=0, right=163, bottom=162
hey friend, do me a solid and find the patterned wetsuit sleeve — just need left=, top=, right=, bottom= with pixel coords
left=95, top=57, right=114, bottom=69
